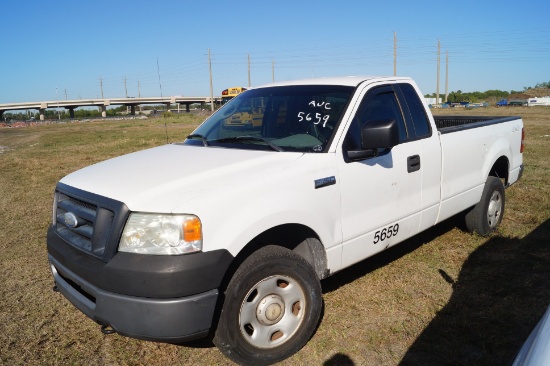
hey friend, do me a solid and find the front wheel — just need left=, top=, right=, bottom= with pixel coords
left=465, top=176, right=505, bottom=236
left=214, top=245, right=322, bottom=365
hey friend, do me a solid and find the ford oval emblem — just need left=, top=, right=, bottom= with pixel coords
left=64, top=212, right=79, bottom=228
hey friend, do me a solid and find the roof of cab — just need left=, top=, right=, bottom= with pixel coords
left=255, top=76, right=412, bottom=88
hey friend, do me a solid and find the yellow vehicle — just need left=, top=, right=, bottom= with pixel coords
left=223, top=108, right=263, bottom=128
left=221, top=87, right=247, bottom=104
left=221, top=88, right=264, bottom=128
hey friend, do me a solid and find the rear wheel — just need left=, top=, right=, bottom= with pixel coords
left=465, top=176, right=505, bottom=236
left=214, top=245, right=322, bottom=365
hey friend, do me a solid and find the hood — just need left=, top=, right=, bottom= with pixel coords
left=60, top=144, right=303, bottom=212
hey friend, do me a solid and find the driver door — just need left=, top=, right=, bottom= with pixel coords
left=337, top=84, right=423, bottom=268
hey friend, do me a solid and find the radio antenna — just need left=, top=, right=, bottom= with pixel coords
left=157, top=57, right=168, bottom=144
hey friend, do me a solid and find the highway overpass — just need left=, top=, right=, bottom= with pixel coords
left=0, top=96, right=222, bottom=120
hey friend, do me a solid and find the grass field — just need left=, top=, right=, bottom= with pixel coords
left=0, top=107, right=548, bottom=365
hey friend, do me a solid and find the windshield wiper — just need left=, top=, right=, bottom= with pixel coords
left=213, top=136, right=284, bottom=152
left=186, top=134, right=209, bottom=147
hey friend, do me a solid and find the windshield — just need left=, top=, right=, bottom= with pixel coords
left=185, top=85, right=354, bottom=152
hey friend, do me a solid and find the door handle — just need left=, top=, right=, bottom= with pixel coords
left=407, top=155, right=421, bottom=173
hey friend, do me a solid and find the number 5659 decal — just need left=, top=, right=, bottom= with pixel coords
left=373, top=223, right=399, bottom=244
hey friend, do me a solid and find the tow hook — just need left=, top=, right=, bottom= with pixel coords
left=52, top=284, right=59, bottom=292
left=101, top=325, right=116, bottom=335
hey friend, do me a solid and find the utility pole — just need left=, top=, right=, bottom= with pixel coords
left=55, top=87, right=60, bottom=120
left=247, top=54, right=251, bottom=88
left=272, top=59, right=275, bottom=82
left=393, top=31, right=397, bottom=76
left=156, top=58, right=164, bottom=108
left=124, top=77, right=129, bottom=113
left=208, top=49, right=214, bottom=111
left=138, top=81, right=142, bottom=112
left=100, top=77, right=104, bottom=99
left=445, top=50, right=449, bottom=103
left=436, top=39, right=440, bottom=104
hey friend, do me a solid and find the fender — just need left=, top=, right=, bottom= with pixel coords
left=173, top=153, right=344, bottom=259
left=481, top=134, right=512, bottom=183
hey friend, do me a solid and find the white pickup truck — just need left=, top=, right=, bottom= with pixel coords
left=47, top=76, right=524, bottom=365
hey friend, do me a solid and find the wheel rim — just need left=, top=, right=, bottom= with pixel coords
left=239, top=275, right=306, bottom=349
left=487, top=190, right=502, bottom=228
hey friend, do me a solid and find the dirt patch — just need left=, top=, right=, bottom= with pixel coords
left=511, top=88, right=550, bottom=99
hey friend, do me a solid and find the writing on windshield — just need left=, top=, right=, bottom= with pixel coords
left=186, top=85, right=354, bottom=152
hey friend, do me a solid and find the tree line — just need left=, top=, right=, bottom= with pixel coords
left=2, top=104, right=175, bottom=121
left=3, top=108, right=120, bottom=121
left=425, top=81, right=550, bottom=103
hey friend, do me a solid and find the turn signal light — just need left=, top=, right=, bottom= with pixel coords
left=183, top=217, right=202, bottom=242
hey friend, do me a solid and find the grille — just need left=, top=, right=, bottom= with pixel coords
left=55, top=191, right=114, bottom=258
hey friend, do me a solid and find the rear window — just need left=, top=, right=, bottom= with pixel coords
left=399, top=83, right=431, bottom=138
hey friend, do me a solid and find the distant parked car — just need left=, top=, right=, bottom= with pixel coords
left=509, top=99, right=528, bottom=106
left=497, top=99, right=508, bottom=106
left=512, top=305, right=550, bottom=365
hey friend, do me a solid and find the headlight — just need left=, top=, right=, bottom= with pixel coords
left=119, top=213, right=202, bottom=255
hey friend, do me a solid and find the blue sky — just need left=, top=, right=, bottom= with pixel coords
left=1, top=0, right=549, bottom=103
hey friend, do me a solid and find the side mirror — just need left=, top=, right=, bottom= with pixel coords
left=361, top=119, right=400, bottom=149
left=347, top=119, right=400, bottom=162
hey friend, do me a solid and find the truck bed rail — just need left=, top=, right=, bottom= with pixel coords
left=434, top=115, right=520, bottom=133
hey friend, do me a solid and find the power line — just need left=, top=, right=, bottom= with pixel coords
left=36, top=26, right=549, bottom=101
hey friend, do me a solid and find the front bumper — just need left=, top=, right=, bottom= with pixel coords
left=50, top=254, right=218, bottom=342
left=47, top=184, right=234, bottom=342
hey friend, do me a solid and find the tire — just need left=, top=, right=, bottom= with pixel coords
left=465, top=176, right=505, bottom=236
left=213, top=245, right=322, bottom=365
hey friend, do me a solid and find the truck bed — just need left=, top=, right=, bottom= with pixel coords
left=434, top=113, right=523, bottom=224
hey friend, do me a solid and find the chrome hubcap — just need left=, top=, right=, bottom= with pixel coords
left=257, top=294, right=285, bottom=325
left=239, top=275, right=306, bottom=349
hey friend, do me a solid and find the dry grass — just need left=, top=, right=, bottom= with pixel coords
left=0, top=108, right=548, bottom=365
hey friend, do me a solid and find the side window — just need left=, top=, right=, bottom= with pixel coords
left=399, top=83, right=431, bottom=138
left=344, top=87, right=407, bottom=151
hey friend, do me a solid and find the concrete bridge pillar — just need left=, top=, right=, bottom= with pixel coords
left=177, top=103, right=190, bottom=113
left=130, top=105, right=135, bottom=116
left=67, top=107, right=75, bottom=119
left=40, top=103, right=48, bottom=121
left=165, top=103, right=171, bottom=112
left=101, top=100, right=110, bottom=118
